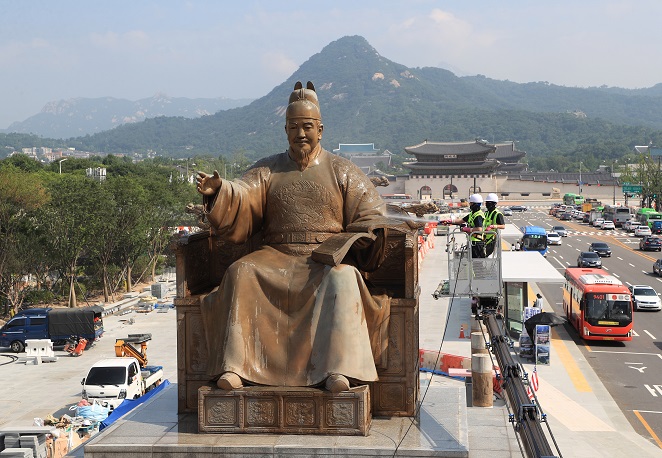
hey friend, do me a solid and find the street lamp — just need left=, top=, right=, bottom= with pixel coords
left=579, top=161, right=582, bottom=194
left=58, top=158, right=68, bottom=174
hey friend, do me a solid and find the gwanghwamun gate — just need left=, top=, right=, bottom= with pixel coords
left=335, top=141, right=655, bottom=204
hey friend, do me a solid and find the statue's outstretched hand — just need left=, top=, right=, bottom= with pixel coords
left=197, top=170, right=222, bottom=196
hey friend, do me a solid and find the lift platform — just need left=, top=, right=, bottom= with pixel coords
left=433, top=228, right=503, bottom=299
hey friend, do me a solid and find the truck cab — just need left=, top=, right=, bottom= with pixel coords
left=0, top=309, right=49, bottom=352
left=81, top=357, right=163, bottom=410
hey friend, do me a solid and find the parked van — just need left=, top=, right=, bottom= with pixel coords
left=0, top=306, right=104, bottom=352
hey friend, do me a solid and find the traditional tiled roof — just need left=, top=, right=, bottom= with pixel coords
left=333, top=143, right=380, bottom=155
left=514, top=171, right=618, bottom=186
left=403, top=160, right=499, bottom=173
left=492, top=142, right=526, bottom=162
left=404, top=140, right=495, bottom=157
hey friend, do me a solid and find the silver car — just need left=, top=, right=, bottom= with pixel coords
left=629, top=285, right=662, bottom=311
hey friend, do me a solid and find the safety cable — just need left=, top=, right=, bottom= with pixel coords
left=390, top=228, right=467, bottom=457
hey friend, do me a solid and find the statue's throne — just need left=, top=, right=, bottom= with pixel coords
left=173, top=213, right=420, bottom=435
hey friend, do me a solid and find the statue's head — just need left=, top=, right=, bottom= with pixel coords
left=285, top=81, right=323, bottom=170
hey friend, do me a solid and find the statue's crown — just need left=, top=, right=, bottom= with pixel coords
left=286, top=81, right=321, bottom=120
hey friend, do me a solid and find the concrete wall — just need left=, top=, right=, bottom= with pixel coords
left=385, top=175, right=623, bottom=203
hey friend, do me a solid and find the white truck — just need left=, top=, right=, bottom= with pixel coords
left=81, top=357, right=164, bottom=410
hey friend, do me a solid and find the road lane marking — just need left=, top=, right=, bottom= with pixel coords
left=629, top=366, right=647, bottom=373
left=551, top=328, right=591, bottom=392
left=631, top=330, right=639, bottom=337
left=644, top=385, right=662, bottom=397
left=629, top=263, right=636, bottom=267
left=634, top=410, right=662, bottom=449
left=617, top=256, right=624, bottom=260
left=589, top=350, right=662, bottom=360
left=644, top=330, right=657, bottom=340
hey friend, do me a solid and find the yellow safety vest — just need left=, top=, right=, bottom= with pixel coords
left=483, top=209, right=502, bottom=243
left=467, top=210, right=485, bottom=242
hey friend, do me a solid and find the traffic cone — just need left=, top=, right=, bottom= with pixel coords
left=459, top=324, right=466, bottom=339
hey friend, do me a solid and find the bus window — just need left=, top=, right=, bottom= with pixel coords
left=584, top=293, right=632, bottom=323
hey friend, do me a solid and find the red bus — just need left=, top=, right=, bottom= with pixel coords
left=562, top=267, right=633, bottom=341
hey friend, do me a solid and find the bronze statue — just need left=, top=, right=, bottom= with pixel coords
left=196, top=81, right=394, bottom=394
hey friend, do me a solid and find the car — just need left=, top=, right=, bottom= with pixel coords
left=560, top=212, right=572, bottom=221
left=588, top=242, right=611, bottom=257
left=640, top=236, right=662, bottom=251
left=552, top=225, right=568, bottom=237
left=626, top=223, right=641, bottom=233
left=628, top=285, right=662, bottom=311
left=582, top=213, right=591, bottom=223
left=577, top=251, right=602, bottom=268
left=653, top=259, right=662, bottom=276
left=502, top=207, right=513, bottom=216
left=624, top=220, right=639, bottom=231
left=600, top=220, right=615, bottom=230
left=510, top=205, right=527, bottom=212
left=592, top=218, right=604, bottom=227
left=546, top=232, right=562, bottom=245
left=635, top=225, right=652, bottom=237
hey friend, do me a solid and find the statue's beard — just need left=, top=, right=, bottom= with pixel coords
left=290, top=143, right=320, bottom=171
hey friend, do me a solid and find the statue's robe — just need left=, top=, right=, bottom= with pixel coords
left=201, top=148, right=392, bottom=387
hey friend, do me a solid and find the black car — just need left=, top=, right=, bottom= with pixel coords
left=588, top=242, right=612, bottom=257
left=640, top=236, right=662, bottom=251
left=577, top=251, right=602, bottom=268
left=653, top=259, right=662, bottom=276
left=510, top=205, right=527, bottom=212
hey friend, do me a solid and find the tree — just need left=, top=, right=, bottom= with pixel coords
left=0, top=166, right=49, bottom=315
left=41, top=175, right=105, bottom=307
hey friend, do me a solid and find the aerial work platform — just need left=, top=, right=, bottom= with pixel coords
left=433, top=228, right=503, bottom=298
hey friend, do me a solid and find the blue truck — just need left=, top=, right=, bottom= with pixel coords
left=0, top=306, right=104, bottom=352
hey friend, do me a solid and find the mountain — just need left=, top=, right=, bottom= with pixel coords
left=5, top=36, right=662, bottom=162
left=3, top=93, right=253, bottom=139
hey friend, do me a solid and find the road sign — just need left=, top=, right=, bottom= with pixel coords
left=622, top=184, right=642, bottom=193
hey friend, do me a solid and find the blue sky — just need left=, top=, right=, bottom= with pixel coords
left=1, top=0, right=661, bottom=129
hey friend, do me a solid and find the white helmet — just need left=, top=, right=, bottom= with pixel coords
left=469, top=194, right=483, bottom=204
left=486, top=193, right=499, bottom=203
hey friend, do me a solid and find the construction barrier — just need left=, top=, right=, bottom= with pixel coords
left=419, top=348, right=502, bottom=395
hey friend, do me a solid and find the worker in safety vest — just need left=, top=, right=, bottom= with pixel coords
left=483, top=193, right=506, bottom=257
left=441, top=194, right=486, bottom=258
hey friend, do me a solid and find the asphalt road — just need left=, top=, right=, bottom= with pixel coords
left=507, top=205, right=662, bottom=449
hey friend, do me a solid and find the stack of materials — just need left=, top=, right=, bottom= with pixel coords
left=0, top=427, right=52, bottom=458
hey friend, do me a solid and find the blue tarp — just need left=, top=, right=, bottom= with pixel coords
left=99, top=379, right=170, bottom=431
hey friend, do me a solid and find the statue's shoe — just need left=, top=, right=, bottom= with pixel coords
left=325, top=374, right=350, bottom=393
left=216, top=372, right=243, bottom=390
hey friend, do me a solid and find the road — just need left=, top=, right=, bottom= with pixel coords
left=506, top=204, right=662, bottom=449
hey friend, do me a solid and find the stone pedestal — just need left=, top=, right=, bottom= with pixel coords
left=198, top=385, right=370, bottom=436
left=83, top=383, right=470, bottom=458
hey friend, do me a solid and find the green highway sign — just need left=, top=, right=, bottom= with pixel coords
left=622, top=184, right=642, bottom=193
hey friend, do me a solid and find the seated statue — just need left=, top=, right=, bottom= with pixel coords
left=196, top=81, right=406, bottom=394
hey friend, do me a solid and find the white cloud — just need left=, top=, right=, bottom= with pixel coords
left=260, top=51, right=299, bottom=78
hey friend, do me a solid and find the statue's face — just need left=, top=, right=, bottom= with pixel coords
left=285, top=102, right=323, bottom=159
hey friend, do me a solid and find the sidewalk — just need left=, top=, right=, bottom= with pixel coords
left=418, top=232, right=661, bottom=457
